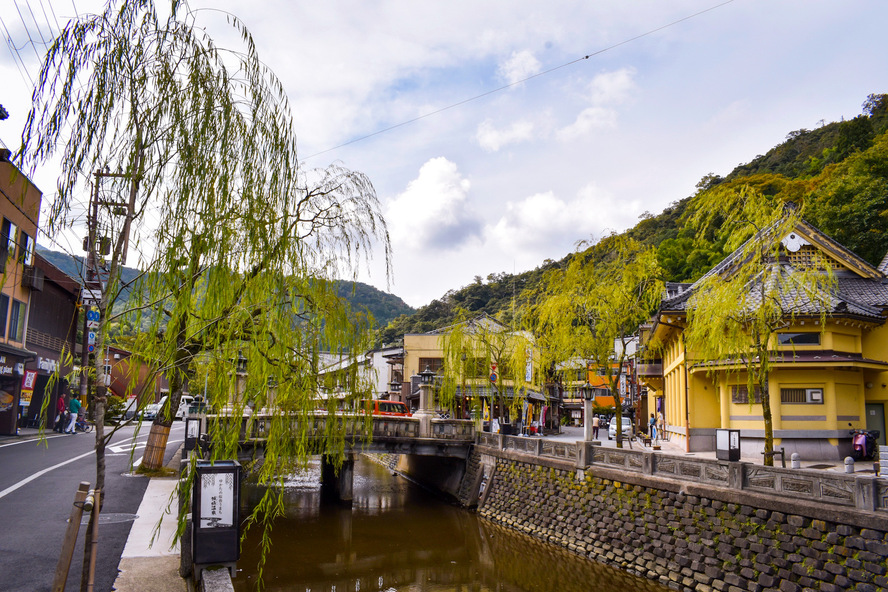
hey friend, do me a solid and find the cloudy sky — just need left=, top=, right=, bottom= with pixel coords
left=2, top=0, right=887, bottom=308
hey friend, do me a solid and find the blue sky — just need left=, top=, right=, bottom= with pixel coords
left=2, top=0, right=887, bottom=307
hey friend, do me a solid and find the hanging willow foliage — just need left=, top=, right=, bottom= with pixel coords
left=531, top=235, right=663, bottom=446
left=20, top=0, right=390, bottom=569
left=438, top=314, right=532, bottom=423
left=683, top=191, right=835, bottom=465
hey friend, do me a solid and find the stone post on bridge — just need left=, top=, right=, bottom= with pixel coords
left=414, top=364, right=436, bottom=438
left=581, top=381, right=596, bottom=442
left=224, top=350, right=248, bottom=414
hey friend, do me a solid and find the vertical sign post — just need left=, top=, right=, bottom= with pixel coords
left=192, top=460, right=241, bottom=573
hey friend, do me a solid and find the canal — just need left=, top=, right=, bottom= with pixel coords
left=234, top=455, right=671, bottom=592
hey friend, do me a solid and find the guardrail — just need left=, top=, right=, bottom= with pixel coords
left=477, top=434, right=887, bottom=513
left=213, top=413, right=474, bottom=443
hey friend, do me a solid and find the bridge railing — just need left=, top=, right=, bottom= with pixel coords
left=477, top=433, right=885, bottom=512
left=217, top=412, right=473, bottom=442
left=431, top=419, right=476, bottom=440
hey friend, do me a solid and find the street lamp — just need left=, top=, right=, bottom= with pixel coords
left=416, top=364, right=436, bottom=437
left=420, top=364, right=435, bottom=385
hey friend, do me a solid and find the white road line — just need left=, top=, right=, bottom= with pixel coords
left=0, top=449, right=95, bottom=500
left=0, top=434, right=66, bottom=448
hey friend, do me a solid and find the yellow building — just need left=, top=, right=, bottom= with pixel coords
left=640, top=218, right=888, bottom=459
left=400, top=315, right=548, bottom=432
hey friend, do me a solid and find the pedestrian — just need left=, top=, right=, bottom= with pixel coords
left=54, top=395, right=67, bottom=433
left=591, top=414, right=600, bottom=439
left=649, top=412, right=657, bottom=440
left=66, top=395, right=81, bottom=434
left=657, top=411, right=665, bottom=440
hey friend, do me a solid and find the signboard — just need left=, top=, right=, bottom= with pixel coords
left=199, top=472, right=235, bottom=528
left=82, top=290, right=102, bottom=304
left=86, top=308, right=100, bottom=329
left=19, top=371, right=37, bottom=407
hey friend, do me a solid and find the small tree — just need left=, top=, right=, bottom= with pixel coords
left=533, top=234, right=663, bottom=447
left=683, top=190, right=835, bottom=465
left=439, top=314, right=531, bottom=426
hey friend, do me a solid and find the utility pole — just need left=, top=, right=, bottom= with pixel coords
left=80, top=171, right=130, bottom=411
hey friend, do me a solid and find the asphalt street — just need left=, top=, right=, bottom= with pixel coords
left=0, top=422, right=185, bottom=592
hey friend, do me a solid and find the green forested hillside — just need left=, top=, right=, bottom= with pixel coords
left=377, top=93, right=888, bottom=343
left=36, top=247, right=415, bottom=329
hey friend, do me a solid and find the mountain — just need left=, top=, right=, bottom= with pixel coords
left=35, top=246, right=415, bottom=328
left=378, top=93, right=888, bottom=340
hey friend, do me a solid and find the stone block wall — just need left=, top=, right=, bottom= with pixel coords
left=478, top=455, right=888, bottom=592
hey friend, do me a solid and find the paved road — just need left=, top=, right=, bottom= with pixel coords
left=0, top=422, right=185, bottom=592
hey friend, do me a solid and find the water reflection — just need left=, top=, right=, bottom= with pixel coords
left=235, top=457, right=669, bottom=592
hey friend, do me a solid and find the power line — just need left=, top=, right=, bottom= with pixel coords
left=13, top=0, right=47, bottom=61
left=0, top=15, right=35, bottom=88
left=303, top=0, right=736, bottom=161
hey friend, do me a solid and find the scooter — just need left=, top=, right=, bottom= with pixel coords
left=850, top=428, right=880, bottom=461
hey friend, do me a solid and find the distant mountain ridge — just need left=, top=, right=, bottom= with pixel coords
left=35, top=246, right=415, bottom=328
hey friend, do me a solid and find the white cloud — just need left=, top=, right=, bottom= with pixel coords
left=385, top=157, right=481, bottom=251
left=484, top=183, right=647, bottom=259
left=586, top=67, right=637, bottom=105
left=556, top=107, right=618, bottom=141
left=558, top=68, right=637, bottom=141
left=476, top=119, right=535, bottom=152
left=497, top=50, right=542, bottom=85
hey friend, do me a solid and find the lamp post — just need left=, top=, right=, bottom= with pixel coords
left=581, top=382, right=595, bottom=441
left=226, top=350, right=248, bottom=413
left=415, top=364, right=436, bottom=438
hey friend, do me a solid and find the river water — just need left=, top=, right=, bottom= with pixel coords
left=234, top=456, right=670, bottom=592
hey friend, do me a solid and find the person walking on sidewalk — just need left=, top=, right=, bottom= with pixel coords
left=54, top=395, right=67, bottom=433
left=591, top=415, right=600, bottom=440
left=66, top=395, right=81, bottom=434
left=649, top=413, right=657, bottom=441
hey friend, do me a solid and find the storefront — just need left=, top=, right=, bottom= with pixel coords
left=0, top=347, right=36, bottom=435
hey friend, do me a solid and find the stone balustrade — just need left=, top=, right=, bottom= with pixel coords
left=477, top=433, right=887, bottom=513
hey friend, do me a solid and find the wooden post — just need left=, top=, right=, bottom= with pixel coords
left=53, top=482, right=90, bottom=592
left=81, top=488, right=101, bottom=592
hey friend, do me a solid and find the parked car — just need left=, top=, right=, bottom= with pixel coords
left=608, top=416, right=633, bottom=440
left=361, top=399, right=412, bottom=417
left=142, top=395, right=194, bottom=421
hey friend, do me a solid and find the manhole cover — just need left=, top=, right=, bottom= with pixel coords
left=807, top=464, right=835, bottom=470
left=77, top=513, right=139, bottom=525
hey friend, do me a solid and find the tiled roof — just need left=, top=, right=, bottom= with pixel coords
left=658, top=216, right=888, bottom=321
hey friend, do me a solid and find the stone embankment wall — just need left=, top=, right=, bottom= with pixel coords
left=476, top=443, right=888, bottom=592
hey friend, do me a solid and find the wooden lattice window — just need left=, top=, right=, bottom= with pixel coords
left=781, top=388, right=822, bottom=404
left=731, top=385, right=762, bottom=404
left=786, top=245, right=842, bottom=271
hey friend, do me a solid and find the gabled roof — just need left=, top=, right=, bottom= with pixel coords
left=657, top=213, right=888, bottom=323
left=424, top=312, right=508, bottom=335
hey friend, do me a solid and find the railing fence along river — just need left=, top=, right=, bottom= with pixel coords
left=233, top=455, right=670, bottom=592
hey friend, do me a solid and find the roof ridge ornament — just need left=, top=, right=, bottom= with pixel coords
left=781, top=232, right=811, bottom=253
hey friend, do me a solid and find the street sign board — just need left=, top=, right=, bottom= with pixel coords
left=82, top=289, right=102, bottom=304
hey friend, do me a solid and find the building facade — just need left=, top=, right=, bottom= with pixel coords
left=640, top=217, right=888, bottom=459
left=0, top=152, right=41, bottom=435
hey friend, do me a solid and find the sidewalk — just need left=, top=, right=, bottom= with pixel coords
left=541, top=425, right=870, bottom=472
left=112, top=448, right=190, bottom=592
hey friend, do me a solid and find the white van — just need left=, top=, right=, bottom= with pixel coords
left=143, top=395, right=195, bottom=421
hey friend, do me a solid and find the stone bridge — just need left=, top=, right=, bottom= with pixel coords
left=206, top=412, right=476, bottom=502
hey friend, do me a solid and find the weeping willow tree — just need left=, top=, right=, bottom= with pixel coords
left=19, top=0, right=389, bottom=505
left=532, top=234, right=663, bottom=447
left=438, top=313, right=532, bottom=426
left=683, top=191, right=835, bottom=465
